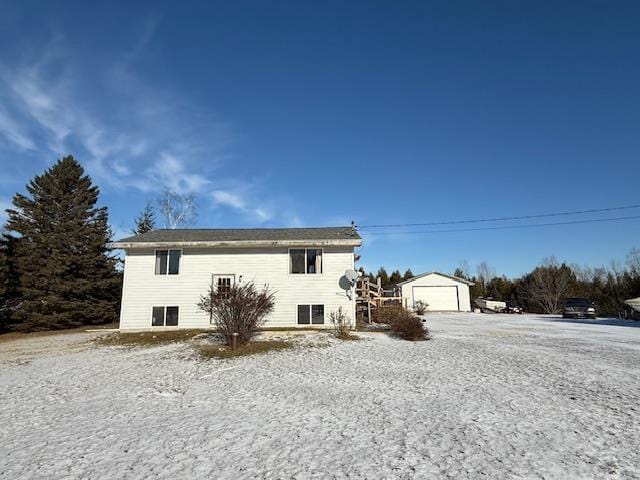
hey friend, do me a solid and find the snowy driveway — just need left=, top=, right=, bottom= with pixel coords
left=1, top=314, right=640, bottom=479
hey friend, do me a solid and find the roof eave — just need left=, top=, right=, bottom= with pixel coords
left=397, top=271, right=475, bottom=286
left=109, top=238, right=363, bottom=249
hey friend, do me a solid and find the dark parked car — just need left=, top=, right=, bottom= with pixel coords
left=562, top=298, right=596, bottom=319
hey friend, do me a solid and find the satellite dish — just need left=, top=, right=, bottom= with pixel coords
left=340, top=270, right=360, bottom=298
left=345, top=269, right=359, bottom=283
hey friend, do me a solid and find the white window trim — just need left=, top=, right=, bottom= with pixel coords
left=154, top=248, right=183, bottom=276
left=288, top=247, right=324, bottom=275
left=151, top=305, right=180, bottom=327
left=296, top=303, right=325, bottom=325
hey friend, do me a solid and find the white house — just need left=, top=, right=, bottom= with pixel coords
left=397, top=272, right=474, bottom=312
left=111, top=227, right=362, bottom=330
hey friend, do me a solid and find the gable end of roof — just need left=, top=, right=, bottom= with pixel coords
left=397, top=271, right=475, bottom=286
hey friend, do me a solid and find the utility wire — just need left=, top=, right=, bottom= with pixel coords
left=357, top=204, right=640, bottom=229
left=360, top=214, right=640, bottom=235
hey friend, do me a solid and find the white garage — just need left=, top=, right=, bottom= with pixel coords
left=398, top=272, right=474, bottom=312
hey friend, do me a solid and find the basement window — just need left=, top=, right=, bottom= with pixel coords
left=152, top=306, right=179, bottom=326
left=155, top=250, right=181, bottom=275
left=297, top=304, right=324, bottom=325
left=289, top=249, right=323, bottom=274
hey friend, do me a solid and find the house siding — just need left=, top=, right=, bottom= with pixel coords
left=119, top=246, right=356, bottom=329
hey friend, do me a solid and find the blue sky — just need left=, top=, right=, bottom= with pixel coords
left=1, top=1, right=639, bottom=277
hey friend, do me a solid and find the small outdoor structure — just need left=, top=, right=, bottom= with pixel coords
left=356, top=276, right=407, bottom=322
left=397, top=272, right=474, bottom=312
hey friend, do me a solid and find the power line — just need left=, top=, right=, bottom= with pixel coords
left=359, top=214, right=640, bottom=235
left=357, top=204, right=640, bottom=229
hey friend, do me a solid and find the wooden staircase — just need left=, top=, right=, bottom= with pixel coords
left=356, top=277, right=406, bottom=323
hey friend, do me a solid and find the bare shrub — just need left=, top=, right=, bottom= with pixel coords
left=330, top=307, right=357, bottom=340
left=197, top=282, right=275, bottom=347
left=414, top=300, right=427, bottom=315
left=374, top=305, right=428, bottom=341
left=390, top=315, right=428, bottom=341
left=373, top=305, right=405, bottom=324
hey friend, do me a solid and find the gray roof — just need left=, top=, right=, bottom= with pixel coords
left=112, top=226, right=362, bottom=248
left=397, top=271, right=475, bottom=286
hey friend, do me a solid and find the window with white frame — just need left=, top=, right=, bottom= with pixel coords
left=152, top=306, right=179, bottom=326
left=290, top=248, right=322, bottom=274
left=297, top=304, right=324, bottom=325
left=155, top=250, right=181, bottom=275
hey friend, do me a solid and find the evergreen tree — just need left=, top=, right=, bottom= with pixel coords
left=0, top=234, right=19, bottom=331
left=402, top=269, right=414, bottom=281
left=6, top=156, right=120, bottom=330
left=0, top=238, right=7, bottom=331
left=132, top=202, right=156, bottom=235
left=376, top=267, right=389, bottom=287
left=389, top=269, right=402, bottom=285
left=453, top=267, right=466, bottom=279
left=0, top=239, right=7, bottom=302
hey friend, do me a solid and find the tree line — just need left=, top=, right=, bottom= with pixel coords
left=459, top=255, right=640, bottom=317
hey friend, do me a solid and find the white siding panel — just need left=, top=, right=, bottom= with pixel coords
left=119, top=246, right=356, bottom=329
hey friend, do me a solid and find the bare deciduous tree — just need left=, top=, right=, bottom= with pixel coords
left=477, top=261, right=495, bottom=284
left=197, top=282, right=275, bottom=347
left=158, top=190, right=197, bottom=229
left=458, top=260, right=471, bottom=279
left=626, top=248, right=640, bottom=277
left=474, top=261, right=495, bottom=297
left=522, top=258, right=574, bottom=314
left=570, top=264, right=593, bottom=283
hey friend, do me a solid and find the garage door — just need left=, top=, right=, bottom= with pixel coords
left=412, top=286, right=459, bottom=311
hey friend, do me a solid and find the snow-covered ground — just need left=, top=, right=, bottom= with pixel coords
left=1, top=313, right=640, bottom=479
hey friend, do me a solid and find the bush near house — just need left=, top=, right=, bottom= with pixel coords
left=373, top=305, right=429, bottom=341
left=390, top=314, right=428, bottom=341
left=197, top=282, right=275, bottom=347
left=372, top=305, right=403, bottom=324
left=330, top=307, right=358, bottom=340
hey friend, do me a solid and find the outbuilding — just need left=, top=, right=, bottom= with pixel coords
left=397, top=272, right=474, bottom=312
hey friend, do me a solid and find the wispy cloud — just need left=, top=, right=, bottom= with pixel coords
left=0, top=22, right=306, bottom=227
left=0, top=43, right=228, bottom=195
left=0, top=108, right=35, bottom=150
left=0, top=25, right=285, bottom=224
left=211, top=189, right=272, bottom=222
